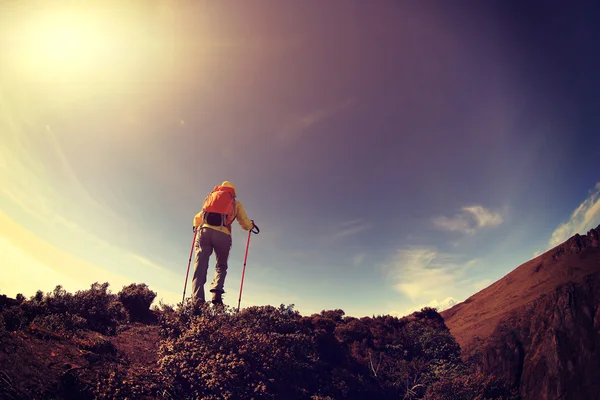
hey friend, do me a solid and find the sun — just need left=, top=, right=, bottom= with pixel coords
left=14, top=8, right=113, bottom=80
left=3, top=3, right=150, bottom=83
left=35, top=13, right=104, bottom=65
left=2, top=0, right=204, bottom=103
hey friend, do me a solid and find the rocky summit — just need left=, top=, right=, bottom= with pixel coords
left=442, top=225, right=600, bottom=400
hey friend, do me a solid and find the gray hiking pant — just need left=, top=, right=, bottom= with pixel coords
left=192, top=227, right=232, bottom=303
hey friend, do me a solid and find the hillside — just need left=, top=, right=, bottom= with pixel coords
left=0, top=283, right=517, bottom=399
left=441, top=225, right=600, bottom=399
left=4, top=228, right=599, bottom=400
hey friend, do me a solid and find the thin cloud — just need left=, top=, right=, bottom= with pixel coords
left=432, top=205, right=504, bottom=235
left=352, top=253, right=366, bottom=267
left=332, top=224, right=371, bottom=240
left=0, top=210, right=183, bottom=304
left=548, top=182, right=600, bottom=248
left=1, top=116, right=127, bottom=234
left=463, top=206, right=504, bottom=228
left=128, top=254, right=176, bottom=276
left=278, top=97, right=356, bottom=144
left=326, top=219, right=371, bottom=242
left=51, top=213, right=182, bottom=283
left=472, top=278, right=492, bottom=291
left=382, top=247, right=477, bottom=304
left=391, top=296, right=458, bottom=318
left=44, top=125, right=123, bottom=222
left=0, top=115, right=179, bottom=288
left=337, top=219, right=366, bottom=229
left=432, top=215, right=475, bottom=235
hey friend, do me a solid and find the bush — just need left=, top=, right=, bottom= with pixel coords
left=0, top=285, right=518, bottom=399
left=71, top=283, right=128, bottom=334
left=0, top=283, right=130, bottom=336
left=2, top=305, right=30, bottom=331
left=31, top=312, right=87, bottom=333
left=424, top=370, right=520, bottom=400
left=93, top=365, right=169, bottom=400
left=155, top=305, right=475, bottom=399
left=74, top=331, right=118, bottom=356
left=118, top=283, right=157, bottom=322
left=158, top=305, right=318, bottom=399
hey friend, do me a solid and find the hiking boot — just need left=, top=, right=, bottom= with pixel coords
left=192, top=299, right=205, bottom=316
left=211, top=290, right=224, bottom=306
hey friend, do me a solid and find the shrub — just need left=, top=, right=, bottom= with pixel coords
left=0, top=294, right=18, bottom=311
left=1, top=305, right=27, bottom=331
left=335, top=318, right=373, bottom=345
left=74, top=331, right=118, bottom=356
left=118, top=283, right=157, bottom=322
left=424, top=370, right=520, bottom=400
left=0, top=285, right=518, bottom=399
left=0, top=283, right=130, bottom=336
left=93, top=365, right=170, bottom=400
left=69, top=282, right=128, bottom=335
left=158, top=305, right=318, bottom=399
left=31, top=312, right=87, bottom=334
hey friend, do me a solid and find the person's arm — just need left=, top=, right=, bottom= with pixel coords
left=193, top=211, right=204, bottom=230
left=234, top=200, right=254, bottom=231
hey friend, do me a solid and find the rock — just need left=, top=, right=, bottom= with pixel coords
left=442, top=224, right=600, bottom=400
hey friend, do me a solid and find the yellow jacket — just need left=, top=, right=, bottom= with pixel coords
left=193, top=199, right=253, bottom=236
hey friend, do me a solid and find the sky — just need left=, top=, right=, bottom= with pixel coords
left=1, top=0, right=600, bottom=318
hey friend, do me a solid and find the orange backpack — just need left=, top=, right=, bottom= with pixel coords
left=202, top=185, right=237, bottom=226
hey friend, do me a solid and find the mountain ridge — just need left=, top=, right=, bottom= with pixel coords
left=441, top=224, right=600, bottom=399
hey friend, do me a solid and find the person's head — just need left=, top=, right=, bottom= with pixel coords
left=221, top=180, right=236, bottom=194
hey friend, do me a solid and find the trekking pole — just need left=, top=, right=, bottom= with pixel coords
left=237, top=221, right=260, bottom=312
left=182, top=228, right=198, bottom=304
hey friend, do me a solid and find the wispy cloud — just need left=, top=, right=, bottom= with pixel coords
left=332, top=224, right=371, bottom=240
left=382, top=247, right=478, bottom=307
left=0, top=105, right=178, bottom=283
left=1, top=210, right=187, bottom=307
left=0, top=106, right=127, bottom=236
left=352, top=253, right=366, bottom=267
left=390, top=296, right=457, bottom=318
left=325, top=219, right=371, bottom=243
left=472, top=278, right=492, bottom=291
left=278, top=97, right=356, bottom=144
left=548, top=182, right=600, bottom=248
left=128, top=254, right=175, bottom=276
left=432, top=205, right=504, bottom=235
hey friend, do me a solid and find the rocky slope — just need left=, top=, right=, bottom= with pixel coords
left=441, top=225, right=600, bottom=400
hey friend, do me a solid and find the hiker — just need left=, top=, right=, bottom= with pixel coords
left=191, top=181, right=256, bottom=306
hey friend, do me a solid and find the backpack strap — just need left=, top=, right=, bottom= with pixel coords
left=201, top=195, right=209, bottom=225
left=230, top=192, right=237, bottom=225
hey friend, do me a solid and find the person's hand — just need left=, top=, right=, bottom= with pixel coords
left=251, top=220, right=260, bottom=234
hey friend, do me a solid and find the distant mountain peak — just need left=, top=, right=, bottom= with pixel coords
left=437, top=297, right=457, bottom=312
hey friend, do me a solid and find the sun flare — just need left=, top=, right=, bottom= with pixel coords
left=9, top=8, right=118, bottom=80
left=2, top=3, right=167, bottom=84
left=29, top=12, right=106, bottom=68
